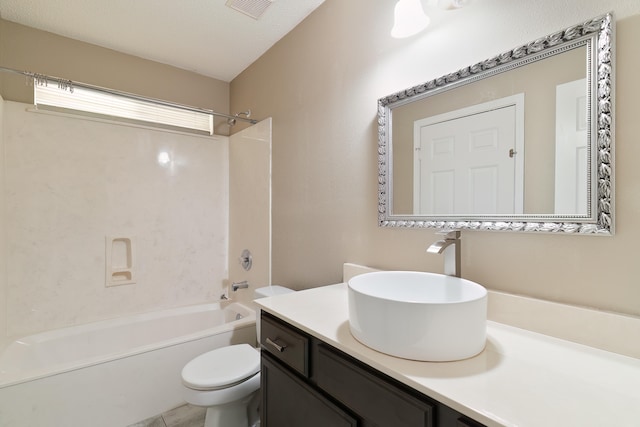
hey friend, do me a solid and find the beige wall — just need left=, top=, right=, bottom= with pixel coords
left=0, top=18, right=231, bottom=133
left=231, top=0, right=640, bottom=317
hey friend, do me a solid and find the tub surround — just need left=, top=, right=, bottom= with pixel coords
left=0, top=98, right=6, bottom=341
left=1, top=101, right=230, bottom=337
left=256, top=268, right=640, bottom=427
left=228, top=118, right=273, bottom=307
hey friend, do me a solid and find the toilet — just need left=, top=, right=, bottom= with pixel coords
left=181, top=285, right=294, bottom=427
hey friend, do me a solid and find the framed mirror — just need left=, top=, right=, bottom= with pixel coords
left=378, top=13, right=614, bottom=235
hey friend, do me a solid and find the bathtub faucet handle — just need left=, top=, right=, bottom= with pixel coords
left=232, top=280, right=249, bottom=292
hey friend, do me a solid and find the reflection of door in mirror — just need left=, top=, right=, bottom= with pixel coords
left=412, top=95, right=524, bottom=215
left=555, top=78, right=588, bottom=215
left=389, top=46, right=587, bottom=217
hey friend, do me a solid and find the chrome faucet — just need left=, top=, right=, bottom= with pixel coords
left=426, top=230, right=461, bottom=277
left=232, top=280, right=249, bottom=292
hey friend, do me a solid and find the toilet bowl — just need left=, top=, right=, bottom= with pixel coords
left=181, top=285, right=294, bottom=427
left=182, top=344, right=261, bottom=427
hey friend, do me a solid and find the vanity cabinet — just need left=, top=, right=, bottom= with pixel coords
left=260, top=311, right=486, bottom=427
left=261, top=354, right=357, bottom=426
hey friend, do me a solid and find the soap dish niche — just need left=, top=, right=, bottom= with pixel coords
left=106, top=236, right=136, bottom=287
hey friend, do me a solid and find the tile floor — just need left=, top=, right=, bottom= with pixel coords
left=127, top=404, right=206, bottom=427
left=128, top=404, right=262, bottom=427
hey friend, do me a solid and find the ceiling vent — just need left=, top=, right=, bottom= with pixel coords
left=225, top=0, right=274, bottom=20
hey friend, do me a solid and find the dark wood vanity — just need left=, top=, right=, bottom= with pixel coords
left=260, top=311, right=486, bottom=427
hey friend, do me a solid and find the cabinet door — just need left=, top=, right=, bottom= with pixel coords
left=457, top=417, right=486, bottom=427
left=261, top=353, right=357, bottom=427
left=315, top=343, right=433, bottom=427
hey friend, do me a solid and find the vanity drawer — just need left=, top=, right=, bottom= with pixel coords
left=316, top=343, right=434, bottom=427
left=260, top=312, right=309, bottom=377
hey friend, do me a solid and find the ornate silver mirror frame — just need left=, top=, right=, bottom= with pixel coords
left=378, top=13, right=614, bottom=235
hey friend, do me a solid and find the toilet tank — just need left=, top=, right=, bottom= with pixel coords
left=254, top=285, right=294, bottom=299
left=254, top=285, right=294, bottom=342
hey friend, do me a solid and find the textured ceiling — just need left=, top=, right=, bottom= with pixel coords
left=0, top=0, right=326, bottom=82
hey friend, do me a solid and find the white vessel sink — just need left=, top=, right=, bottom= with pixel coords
left=347, top=271, right=487, bottom=362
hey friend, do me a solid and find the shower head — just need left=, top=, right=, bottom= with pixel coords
left=227, top=110, right=252, bottom=126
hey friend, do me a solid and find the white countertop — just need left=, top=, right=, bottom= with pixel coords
left=256, top=283, right=640, bottom=427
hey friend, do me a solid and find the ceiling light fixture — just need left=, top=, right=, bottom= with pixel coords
left=437, top=0, right=471, bottom=10
left=391, top=0, right=430, bottom=39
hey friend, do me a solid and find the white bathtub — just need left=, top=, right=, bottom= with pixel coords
left=0, top=301, right=257, bottom=427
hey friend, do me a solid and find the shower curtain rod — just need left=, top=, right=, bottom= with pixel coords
left=0, top=66, right=258, bottom=124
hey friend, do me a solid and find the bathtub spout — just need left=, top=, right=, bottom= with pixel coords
left=232, top=280, right=249, bottom=292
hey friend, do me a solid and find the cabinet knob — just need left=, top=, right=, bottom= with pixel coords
left=266, top=337, right=287, bottom=352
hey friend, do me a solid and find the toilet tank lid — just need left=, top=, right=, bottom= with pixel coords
left=254, top=285, right=294, bottom=298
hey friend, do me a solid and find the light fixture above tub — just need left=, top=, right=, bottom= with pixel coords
left=437, top=0, right=471, bottom=10
left=391, top=0, right=430, bottom=38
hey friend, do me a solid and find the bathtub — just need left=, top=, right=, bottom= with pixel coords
left=0, top=301, right=257, bottom=427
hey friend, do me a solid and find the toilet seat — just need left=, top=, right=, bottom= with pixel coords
left=182, top=344, right=260, bottom=391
